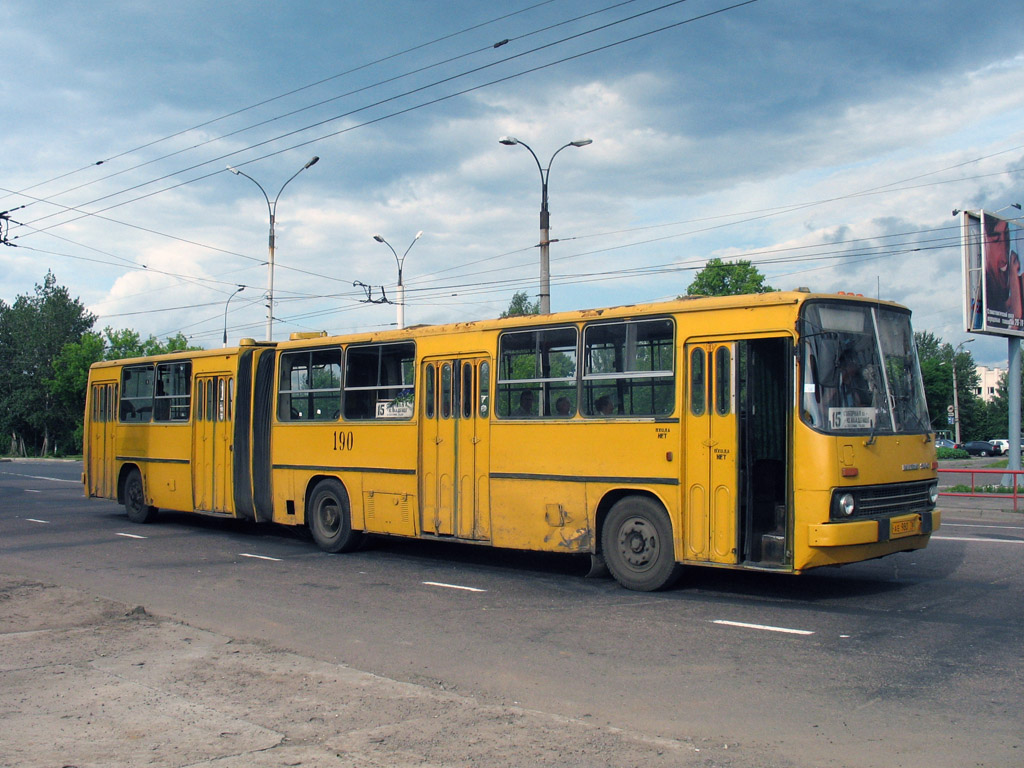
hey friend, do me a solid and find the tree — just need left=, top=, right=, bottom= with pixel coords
left=0, top=272, right=96, bottom=455
left=501, top=291, right=540, bottom=318
left=103, top=327, right=200, bottom=359
left=914, top=331, right=982, bottom=440
left=684, top=258, right=775, bottom=297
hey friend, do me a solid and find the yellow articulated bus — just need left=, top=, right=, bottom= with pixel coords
left=83, top=291, right=941, bottom=591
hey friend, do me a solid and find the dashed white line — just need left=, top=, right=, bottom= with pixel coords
left=422, top=581, right=487, bottom=593
left=713, top=620, right=814, bottom=636
left=239, top=553, right=282, bottom=562
left=932, top=536, right=1024, bottom=545
left=116, top=533, right=147, bottom=539
left=26, top=518, right=50, bottom=524
left=1, top=472, right=80, bottom=484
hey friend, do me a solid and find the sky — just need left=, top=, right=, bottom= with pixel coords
left=2, top=0, right=1023, bottom=366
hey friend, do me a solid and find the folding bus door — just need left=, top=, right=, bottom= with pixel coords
left=87, top=382, right=117, bottom=499
left=192, top=374, right=234, bottom=513
left=420, top=357, right=491, bottom=540
left=683, top=341, right=739, bottom=564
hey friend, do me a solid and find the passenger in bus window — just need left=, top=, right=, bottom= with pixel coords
left=836, top=350, right=871, bottom=407
left=596, top=395, right=615, bottom=415
left=555, top=396, right=572, bottom=417
left=513, top=390, right=536, bottom=417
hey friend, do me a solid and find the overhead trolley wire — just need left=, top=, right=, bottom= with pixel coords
left=0, top=0, right=564, bottom=207
left=12, top=0, right=750, bottom=239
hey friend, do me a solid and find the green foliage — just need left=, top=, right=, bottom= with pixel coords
left=914, top=331, right=985, bottom=440
left=500, top=291, right=540, bottom=318
left=0, top=272, right=96, bottom=456
left=936, top=447, right=968, bottom=459
left=103, top=327, right=200, bottom=359
left=684, top=258, right=776, bottom=297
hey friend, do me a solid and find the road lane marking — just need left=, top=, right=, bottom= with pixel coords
left=26, top=518, right=50, bottom=524
left=422, top=581, right=486, bottom=593
left=239, top=553, right=282, bottom=562
left=932, top=536, right=1024, bottom=545
left=713, top=620, right=814, bottom=636
left=25, top=490, right=42, bottom=493
left=943, top=523, right=1024, bottom=531
left=1, top=471, right=80, bottom=484
left=116, top=533, right=147, bottom=539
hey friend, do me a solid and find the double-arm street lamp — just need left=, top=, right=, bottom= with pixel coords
left=373, top=231, right=423, bottom=329
left=227, top=156, right=319, bottom=341
left=499, top=136, right=592, bottom=314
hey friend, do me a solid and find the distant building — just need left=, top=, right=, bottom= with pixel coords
left=975, top=365, right=1005, bottom=403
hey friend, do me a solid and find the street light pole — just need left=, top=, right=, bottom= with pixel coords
left=227, top=156, right=319, bottom=341
left=951, top=339, right=973, bottom=445
left=373, top=231, right=423, bottom=329
left=499, top=136, right=592, bottom=314
left=222, top=285, right=245, bottom=348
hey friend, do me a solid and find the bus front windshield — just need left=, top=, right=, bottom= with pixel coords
left=799, top=301, right=930, bottom=435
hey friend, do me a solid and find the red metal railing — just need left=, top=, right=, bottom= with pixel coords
left=939, top=467, right=1024, bottom=511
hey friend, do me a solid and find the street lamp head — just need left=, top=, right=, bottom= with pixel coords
left=570, top=138, right=593, bottom=147
left=414, top=230, right=423, bottom=240
left=373, top=234, right=386, bottom=243
left=227, top=165, right=241, bottom=175
left=498, top=136, right=519, bottom=146
left=305, top=156, right=320, bottom=169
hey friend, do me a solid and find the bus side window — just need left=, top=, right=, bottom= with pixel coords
left=425, top=364, right=436, bottom=419
left=690, top=348, right=706, bottom=416
left=120, top=365, right=155, bottom=422
left=441, top=363, right=452, bottom=419
left=479, top=361, right=489, bottom=418
left=715, top=346, right=731, bottom=415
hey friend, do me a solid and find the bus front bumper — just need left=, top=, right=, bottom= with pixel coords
left=807, top=510, right=940, bottom=547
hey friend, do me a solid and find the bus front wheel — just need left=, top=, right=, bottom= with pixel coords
left=124, top=469, right=158, bottom=524
left=602, top=497, right=681, bottom=591
left=308, top=479, right=364, bottom=553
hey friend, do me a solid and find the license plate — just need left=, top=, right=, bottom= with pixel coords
left=891, top=519, right=917, bottom=536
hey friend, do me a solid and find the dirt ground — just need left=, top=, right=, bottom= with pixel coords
left=0, top=574, right=773, bottom=768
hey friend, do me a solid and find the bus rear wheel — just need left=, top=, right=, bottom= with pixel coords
left=308, top=479, right=364, bottom=553
left=124, top=468, right=158, bottom=524
left=602, top=497, right=681, bottom=591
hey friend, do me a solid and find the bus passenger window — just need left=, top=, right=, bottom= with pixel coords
left=120, top=365, right=155, bottom=423
left=583, top=318, right=674, bottom=417
left=278, top=348, right=342, bottom=421
left=155, top=362, right=191, bottom=422
left=344, top=342, right=415, bottom=420
left=496, top=326, right=577, bottom=418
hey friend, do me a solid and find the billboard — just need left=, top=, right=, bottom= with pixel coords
left=962, top=210, right=1024, bottom=337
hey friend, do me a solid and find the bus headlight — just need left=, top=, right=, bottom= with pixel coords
left=837, top=493, right=856, bottom=517
left=928, top=483, right=939, bottom=505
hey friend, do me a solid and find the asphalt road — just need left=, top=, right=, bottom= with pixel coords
left=2, top=459, right=1022, bottom=767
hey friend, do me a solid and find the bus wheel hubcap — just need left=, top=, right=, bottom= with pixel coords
left=619, top=517, right=656, bottom=569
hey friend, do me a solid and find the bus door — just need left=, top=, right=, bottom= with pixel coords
left=87, top=382, right=117, bottom=498
left=684, top=342, right=738, bottom=563
left=192, top=374, right=234, bottom=513
left=419, top=357, right=491, bottom=540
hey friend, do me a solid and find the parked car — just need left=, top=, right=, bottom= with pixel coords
left=962, top=440, right=1001, bottom=457
left=935, top=439, right=958, bottom=449
left=989, top=440, right=1024, bottom=454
